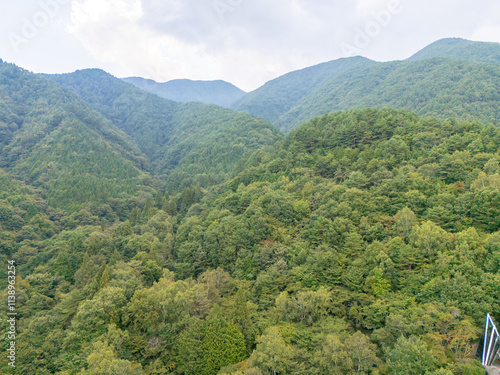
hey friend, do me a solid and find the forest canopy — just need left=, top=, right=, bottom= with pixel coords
left=1, top=103, right=498, bottom=374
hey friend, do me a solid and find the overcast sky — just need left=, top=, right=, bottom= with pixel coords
left=1, top=0, right=500, bottom=91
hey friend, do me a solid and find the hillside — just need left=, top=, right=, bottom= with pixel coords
left=233, top=39, right=500, bottom=132
left=3, top=38, right=500, bottom=375
left=408, top=37, right=500, bottom=64
left=276, top=57, right=500, bottom=132
left=122, top=77, right=246, bottom=108
left=0, top=62, right=151, bottom=211
left=5, top=108, right=498, bottom=374
left=231, top=56, right=374, bottom=123
left=47, top=70, right=282, bottom=190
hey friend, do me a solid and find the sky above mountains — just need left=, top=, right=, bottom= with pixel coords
left=1, top=0, right=500, bottom=91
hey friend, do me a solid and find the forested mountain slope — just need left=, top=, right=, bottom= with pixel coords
left=408, top=37, right=500, bottom=64
left=276, top=57, right=500, bottom=132
left=231, top=56, right=374, bottom=124
left=233, top=39, right=500, bottom=132
left=4, top=108, right=499, bottom=374
left=47, top=70, right=282, bottom=190
left=122, top=77, right=246, bottom=108
left=0, top=62, right=151, bottom=211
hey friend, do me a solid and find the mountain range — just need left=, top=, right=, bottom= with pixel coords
left=1, top=38, right=500, bottom=375
left=232, top=38, right=500, bottom=131
left=118, top=38, right=500, bottom=133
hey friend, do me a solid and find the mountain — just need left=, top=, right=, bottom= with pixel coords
left=46, top=69, right=282, bottom=191
left=0, top=62, right=150, bottom=211
left=231, top=56, right=374, bottom=123
left=122, top=77, right=246, bottom=108
left=275, top=57, right=500, bottom=132
left=408, top=37, right=500, bottom=64
left=7, top=108, right=498, bottom=375
left=3, top=38, right=500, bottom=375
left=233, top=39, right=500, bottom=132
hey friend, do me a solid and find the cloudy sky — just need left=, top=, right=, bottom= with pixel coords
left=1, top=0, right=500, bottom=91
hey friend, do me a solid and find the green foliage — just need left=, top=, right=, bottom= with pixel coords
left=78, top=340, right=142, bottom=375
left=200, top=310, right=246, bottom=375
left=408, top=37, right=500, bottom=64
left=0, top=62, right=150, bottom=212
left=232, top=57, right=372, bottom=124
left=2, top=63, right=500, bottom=375
left=385, top=335, right=436, bottom=374
left=47, top=69, right=282, bottom=191
left=233, top=39, right=500, bottom=133
left=247, top=327, right=296, bottom=374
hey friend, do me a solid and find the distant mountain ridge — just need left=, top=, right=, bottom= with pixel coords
left=122, top=77, right=246, bottom=108
left=232, top=38, right=500, bottom=132
left=408, top=37, right=500, bottom=64
left=274, top=57, right=500, bottom=132
left=230, top=56, right=374, bottom=123
left=4, top=37, right=500, bottom=207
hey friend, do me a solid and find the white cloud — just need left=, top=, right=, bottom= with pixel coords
left=66, top=0, right=360, bottom=90
left=3, top=0, right=497, bottom=91
left=68, top=0, right=194, bottom=81
left=471, top=2, right=500, bottom=43
left=472, top=23, right=500, bottom=43
left=356, top=0, right=395, bottom=13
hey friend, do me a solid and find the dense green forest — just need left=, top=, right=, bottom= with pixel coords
left=1, top=104, right=499, bottom=374
left=231, top=57, right=374, bottom=124
left=0, top=62, right=152, bottom=212
left=233, top=38, right=500, bottom=132
left=47, top=70, right=281, bottom=191
left=1, top=39, right=500, bottom=375
left=275, top=58, right=500, bottom=132
left=408, top=38, right=500, bottom=64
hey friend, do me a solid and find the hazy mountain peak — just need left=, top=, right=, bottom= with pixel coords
left=408, top=37, right=500, bottom=64
left=122, top=77, right=246, bottom=108
left=231, top=39, right=500, bottom=132
left=231, top=55, right=375, bottom=124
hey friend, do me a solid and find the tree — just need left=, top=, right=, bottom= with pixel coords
left=315, top=334, right=353, bottom=375
left=200, top=311, right=246, bottom=375
left=345, top=171, right=369, bottom=189
left=345, top=331, right=379, bottom=374
left=275, top=287, right=331, bottom=326
left=71, top=287, right=127, bottom=342
left=367, top=267, right=391, bottom=297
left=385, top=335, right=436, bottom=375
left=77, top=340, right=142, bottom=375
left=176, top=318, right=205, bottom=375
left=99, top=265, right=111, bottom=290
left=394, top=207, right=416, bottom=239
left=141, top=259, right=162, bottom=286
left=411, top=221, right=449, bottom=258
left=248, top=327, right=296, bottom=375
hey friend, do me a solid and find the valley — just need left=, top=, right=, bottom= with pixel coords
left=0, top=38, right=499, bottom=375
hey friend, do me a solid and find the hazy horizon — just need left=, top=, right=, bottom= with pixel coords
left=2, top=0, right=500, bottom=91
